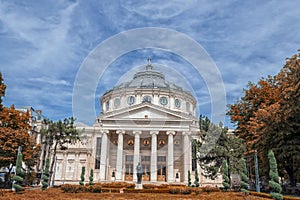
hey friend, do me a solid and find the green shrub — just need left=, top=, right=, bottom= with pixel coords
left=268, top=150, right=283, bottom=200
left=42, top=158, right=50, bottom=190
left=188, top=170, right=191, bottom=187
left=79, top=166, right=85, bottom=185
left=222, top=160, right=230, bottom=191
left=240, top=157, right=249, bottom=195
left=13, top=152, right=24, bottom=193
left=89, top=169, right=93, bottom=186
left=194, top=170, right=199, bottom=187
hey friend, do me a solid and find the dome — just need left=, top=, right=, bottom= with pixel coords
left=113, top=62, right=184, bottom=91
left=100, top=60, right=197, bottom=116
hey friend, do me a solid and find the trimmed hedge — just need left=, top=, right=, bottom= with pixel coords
left=124, top=188, right=169, bottom=193
left=202, top=186, right=221, bottom=194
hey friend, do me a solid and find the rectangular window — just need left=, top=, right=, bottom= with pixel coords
left=125, top=155, right=134, bottom=162
left=141, top=156, right=150, bottom=162
left=95, top=137, right=102, bottom=169
left=157, top=156, right=166, bottom=162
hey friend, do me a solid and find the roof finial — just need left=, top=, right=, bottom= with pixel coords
left=148, top=57, right=152, bottom=64
left=146, top=57, right=153, bottom=70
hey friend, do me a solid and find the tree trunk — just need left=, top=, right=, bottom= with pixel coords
left=285, top=165, right=296, bottom=187
left=48, top=141, right=58, bottom=186
left=227, top=157, right=231, bottom=186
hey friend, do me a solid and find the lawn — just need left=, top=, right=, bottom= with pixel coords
left=0, top=188, right=269, bottom=200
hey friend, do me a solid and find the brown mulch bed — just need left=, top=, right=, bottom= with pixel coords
left=0, top=188, right=270, bottom=200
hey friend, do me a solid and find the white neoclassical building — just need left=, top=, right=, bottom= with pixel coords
left=53, top=61, right=222, bottom=186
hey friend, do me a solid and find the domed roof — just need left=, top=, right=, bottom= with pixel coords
left=113, top=61, right=184, bottom=91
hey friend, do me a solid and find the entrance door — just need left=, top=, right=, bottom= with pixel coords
left=141, top=156, right=150, bottom=181
left=157, top=156, right=166, bottom=181
left=125, top=155, right=133, bottom=181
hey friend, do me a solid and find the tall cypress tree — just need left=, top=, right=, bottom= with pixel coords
left=13, top=148, right=24, bottom=193
left=42, top=158, right=50, bottom=190
left=89, top=169, right=94, bottom=186
left=188, top=170, right=191, bottom=187
left=194, top=170, right=199, bottom=187
left=268, top=150, right=283, bottom=200
left=79, top=166, right=85, bottom=185
left=222, top=160, right=230, bottom=191
left=240, top=157, right=249, bottom=194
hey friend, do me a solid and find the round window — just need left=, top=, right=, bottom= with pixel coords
left=160, top=97, right=168, bottom=105
left=127, top=96, right=135, bottom=105
left=114, top=98, right=120, bottom=108
left=175, top=99, right=181, bottom=108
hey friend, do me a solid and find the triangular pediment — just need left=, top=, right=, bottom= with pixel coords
left=101, top=103, right=192, bottom=120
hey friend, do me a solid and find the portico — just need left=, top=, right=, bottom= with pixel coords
left=94, top=127, right=193, bottom=183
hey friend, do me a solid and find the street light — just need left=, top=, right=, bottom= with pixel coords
left=254, top=150, right=260, bottom=192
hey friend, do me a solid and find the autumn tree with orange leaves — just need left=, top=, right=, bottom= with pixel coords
left=228, top=51, right=300, bottom=186
left=0, top=72, right=40, bottom=181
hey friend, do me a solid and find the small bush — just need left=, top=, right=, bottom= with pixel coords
left=169, top=187, right=181, bottom=194
left=143, top=184, right=157, bottom=189
left=202, top=186, right=221, bottom=194
left=92, top=186, right=101, bottom=193
left=181, top=188, right=191, bottom=194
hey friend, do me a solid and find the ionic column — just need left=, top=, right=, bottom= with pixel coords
left=116, top=130, right=125, bottom=181
left=167, top=131, right=175, bottom=182
left=99, top=130, right=109, bottom=180
left=133, top=131, right=141, bottom=182
left=150, top=131, right=159, bottom=181
left=183, top=132, right=191, bottom=182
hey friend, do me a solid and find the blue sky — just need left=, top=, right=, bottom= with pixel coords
left=1, top=0, right=299, bottom=128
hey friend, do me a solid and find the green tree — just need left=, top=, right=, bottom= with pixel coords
left=42, top=118, right=80, bottom=185
left=196, top=116, right=244, bottom=181
left=222, top=160, right=230, bottom=191
left=42, top=158, right=50, bottom=190
left=268, top=150, right=283, bottom=200
left=79, top=166, right=85, bottom=185
left=188, top=170, right=191, bottom=187
left=12, top=148, right=24, bottom=193
left=89, top=169, right=94, bottom=186
left=194, top=170, right=199, bottom=187
left=240, top=157, right=249, bottom=194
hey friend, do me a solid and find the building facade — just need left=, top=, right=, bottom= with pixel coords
left=53, top=61, right=222, bottom=185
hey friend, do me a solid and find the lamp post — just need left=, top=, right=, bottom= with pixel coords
left=254, top=150, right=260, bottom=192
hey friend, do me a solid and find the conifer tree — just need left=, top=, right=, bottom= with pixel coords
left=194, top=170, right=199, bottom=187
left=79, top=166, right=85, bottom=185
left=268, top=150, right=283, bottom=200
left=222, top=160, right=230, bottom=191
left=89, top=169, right=94, bottom=186
left=42, top=158, right=50, bottom=190
left=188, top=170, right=191, bottom=187
left=13, top=148, right=24, bottom=193
left=240, top=157, right=249, bottom=194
